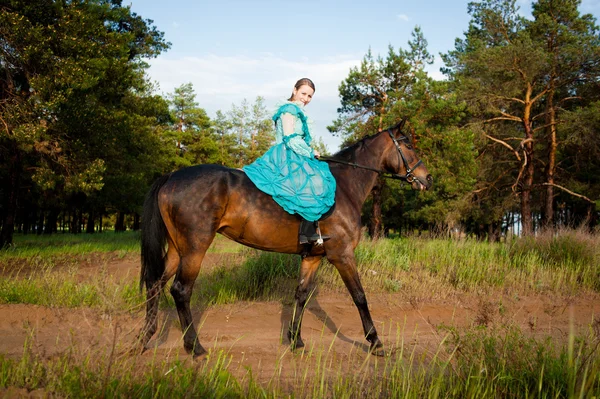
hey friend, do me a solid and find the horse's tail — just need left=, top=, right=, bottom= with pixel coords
left=140, top=173, right=171, bottom=292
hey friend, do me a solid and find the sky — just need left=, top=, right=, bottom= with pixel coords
left=128, top=0, right=600, bottom=151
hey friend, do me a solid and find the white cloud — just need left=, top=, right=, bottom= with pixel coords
left=145, top=54, right=362, bottom=150
left=426, top=56, right=448, bottom=81
left=397, top=14, right=410, bottom=22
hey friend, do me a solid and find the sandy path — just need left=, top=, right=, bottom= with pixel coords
left=1, top=254, right=599, bottom=383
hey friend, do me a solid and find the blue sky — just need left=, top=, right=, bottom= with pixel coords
left=129, top=0, right=600, bottom=151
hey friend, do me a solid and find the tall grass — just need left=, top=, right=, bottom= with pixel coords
left=2, top=229, right=600, bottom=308
left=315, top=229, right=600, bottom=297
left=0, top=232, right=244, bottom=268
left=2, top=231, right=141, bottom=258
left=190, top=251, right=300, bottom=307
left=0, top=272, right=142, bottom=308
left=1, top=322, right=598, bottom=397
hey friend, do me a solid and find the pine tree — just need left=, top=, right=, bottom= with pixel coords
left=0, top=0, right=169, bottom=244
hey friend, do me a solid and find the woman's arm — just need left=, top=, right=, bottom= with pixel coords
left=280, top=113, right=314, bottom=158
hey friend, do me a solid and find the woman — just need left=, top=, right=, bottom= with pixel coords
left=243, top=78, right=336, bottom=245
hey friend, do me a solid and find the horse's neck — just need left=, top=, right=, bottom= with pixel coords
left=333, top=135, right=389, bottom=207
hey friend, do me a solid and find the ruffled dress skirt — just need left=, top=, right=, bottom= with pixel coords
left=243, top=143, right=336, bottom=222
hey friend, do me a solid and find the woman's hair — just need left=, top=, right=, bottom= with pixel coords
left=288, top=78, right=315, bottom=101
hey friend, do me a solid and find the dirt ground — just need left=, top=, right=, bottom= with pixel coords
left=1, top=253, right=600, bottom=385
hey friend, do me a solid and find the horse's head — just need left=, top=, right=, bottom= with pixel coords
left=382, top=120, right=433, bottom=191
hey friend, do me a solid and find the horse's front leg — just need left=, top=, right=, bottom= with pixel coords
left=327, top=251, right=384, bottom=356
left=288, top=255, right=322, bottom=350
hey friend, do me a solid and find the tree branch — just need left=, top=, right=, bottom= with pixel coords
left=557, top=96, right=581, bottom=105
left=485, top=134, right=521, bottom=161
left=484, top=116, right=522, bottom=123
left=530, top=88, right=549, bottom=105
left=532, top=121, right=560, bottom=133
left=0, top=115, right=10, bottom=136
left=491, top=95, right=525, bottom=104
left=512, top=149, right=528, bottom=193
left=541, top=183, right=594, bottom=204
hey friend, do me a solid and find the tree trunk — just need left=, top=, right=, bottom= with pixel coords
left=520, top=166, right=534, bottom=236
left=368, top=177, right=384, bottom=239
left=520, top=101, right=535, bottom=236
left=585, top=204, right=597, bottom=231
left=37, top=210, right=45, bottom=235
left=0, top=147, right=21, bottom=248
left=132, top=213, right=140, bottom=231
left=44, top=209, right=59, bottom=234
left=86, top=211, right=95, bottom=234
left=70, top=209, right=80, bottom=233
left=115, top=212, right=126, bottom=232
left=22, top=213, right=30, bottom=234
left=544, top=86, right=557, bottom=229
left=487, top=222, right=500, bottom=242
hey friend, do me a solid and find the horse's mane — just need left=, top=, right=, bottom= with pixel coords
left=328, top=130, right=384, bottom=162
left=328, top=120, right=406, bottom=162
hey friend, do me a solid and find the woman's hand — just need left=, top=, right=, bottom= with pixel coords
left=314, top=150, right=320, bottom=159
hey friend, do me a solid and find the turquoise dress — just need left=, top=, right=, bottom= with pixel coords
left=243, top=102, right=336, bottom=222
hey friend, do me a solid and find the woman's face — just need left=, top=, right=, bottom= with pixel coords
left=292, top=85, right=314, bottom=106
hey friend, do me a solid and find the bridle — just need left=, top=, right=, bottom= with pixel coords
left=321, top=129, right=425, bottom=183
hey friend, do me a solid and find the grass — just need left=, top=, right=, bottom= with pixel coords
left=2, top=229, right=600, bottom=308
left=1, top=321, right=599, bottom=397
left=0, top=271, right=142, bottom=309
left=3, top=231, right=141, bottom=258
left=1, top=229, right=600, bottom=396
left=0, top=231, right=244, bottom=267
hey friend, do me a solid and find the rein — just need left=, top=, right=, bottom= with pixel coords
left=320, top=129, right=424, bottom=183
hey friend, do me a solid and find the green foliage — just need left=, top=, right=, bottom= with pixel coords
left=160, top=83, right=218, bottom=170
left=330, top=29, right=477, bottom=233
left=443, top=0, right=600, bottom=234
left=0, top=0, right=171, bottom=245
left=223, top=97, right=274, bottom=167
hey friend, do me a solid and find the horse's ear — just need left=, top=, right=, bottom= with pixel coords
left=392, top=118, right=407, bottom=138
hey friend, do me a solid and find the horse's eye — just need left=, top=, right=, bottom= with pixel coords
left=399, top=137, right=412, bottom=149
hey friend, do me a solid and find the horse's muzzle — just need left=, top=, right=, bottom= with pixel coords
left=412, top=174, right=433, bottom=191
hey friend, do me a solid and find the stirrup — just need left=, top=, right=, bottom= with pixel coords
left=299, top=220, right=330, bottom=245
left=314, top=225, right=329, bottom=245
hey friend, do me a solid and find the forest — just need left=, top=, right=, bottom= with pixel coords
left=1, top=0, right=600, bottom=247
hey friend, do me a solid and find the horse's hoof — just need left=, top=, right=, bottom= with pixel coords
left=192, top=348, right=207, bottom=359
left=288, top=331, right=305, bottom=350
left=369, top=341, right=385, bottom=357
left=370, top=346, right=385, bottom=357
left=185, top=342, right=207, bottom=358
left=191, top=346, right=207, bottom=358
left=290, top=339, right=305, bottom=351
left=128, top=344, right=147, bottom=356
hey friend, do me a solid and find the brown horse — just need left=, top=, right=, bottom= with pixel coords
left=139, top=121, right=432, bottom=357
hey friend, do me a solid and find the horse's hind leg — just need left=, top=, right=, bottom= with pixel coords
left=170, top=237, right=214, bottom=357
left=288, top=255, right=322, bottom=350
left=139, top=244, right=180, bottom=351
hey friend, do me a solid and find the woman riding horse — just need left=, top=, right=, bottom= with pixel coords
left=139, top=103, right=433, bottom=358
